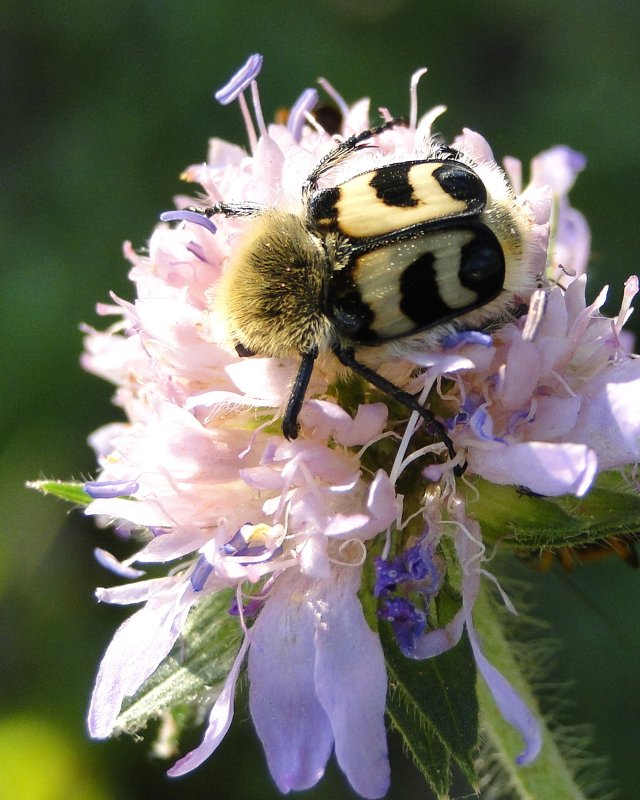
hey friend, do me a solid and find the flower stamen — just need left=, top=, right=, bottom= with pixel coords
left=317, top=76, right=350, bottom=123
left=288, top=88, right=319, bottom=142
left=409, top=67, right=428, bottom=132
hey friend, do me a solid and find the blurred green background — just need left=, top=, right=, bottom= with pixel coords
left=2, top=1, right=639, bottom=798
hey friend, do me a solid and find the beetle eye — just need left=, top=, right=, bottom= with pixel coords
left=235, top=342, right=257, bottom=357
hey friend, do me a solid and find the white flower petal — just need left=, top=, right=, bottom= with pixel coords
left=88, top=587, right=192, bottom=737
left=85, top=497, right=174, bottom=527
left=96, top=576, right=176, bottom=605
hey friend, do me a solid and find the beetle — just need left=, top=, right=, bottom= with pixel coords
left=180, top=120, right=536, bottom=466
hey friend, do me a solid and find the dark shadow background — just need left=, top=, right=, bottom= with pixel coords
left=2, top=1, right=639, bottom=798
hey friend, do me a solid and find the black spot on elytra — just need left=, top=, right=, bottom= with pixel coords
left=399, top=251, right=452, bottom=327
left=399, top=224, right=504, bottom=329
left=433, top=162, right=487, bottom=212
left=458, top=224, right=504, bottom=296
left=369, top=163, right=418, bottom=207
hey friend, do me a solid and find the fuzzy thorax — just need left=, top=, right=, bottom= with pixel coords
left=214, top=211, right=335, bottom=358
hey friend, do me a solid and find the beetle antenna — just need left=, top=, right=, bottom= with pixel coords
left=305, top=117, right=407, bottom=192
left=185, top=202, right=263, bottom=218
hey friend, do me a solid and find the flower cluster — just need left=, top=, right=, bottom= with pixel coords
left=79, top=54, right=640, bottom=798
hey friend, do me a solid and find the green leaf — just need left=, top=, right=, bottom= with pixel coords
left=474, top=586, right=590, bottom=800
left=387, top=680, right=451, bottom=798
left=26, top=479, right=91, bottom=506
left=115, top=589, right=241, bottom=736
left=382, top=624, right=479, bottom=798
left=465, top=469, right=640, bottom=550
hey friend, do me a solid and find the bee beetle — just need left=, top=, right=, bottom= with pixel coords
left=184, top=120, right=536, bottom=465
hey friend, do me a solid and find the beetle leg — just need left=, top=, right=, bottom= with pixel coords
left=282, top=348, right=319, bottom=440
left=333, top=344, right=465, bottom=475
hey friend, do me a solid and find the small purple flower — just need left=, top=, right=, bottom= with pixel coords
left=228, top=595, right=263, bottom=618
left=375, top=539, right=443, bottom=656
left=374, top=539, right=441, bottom=596
left=378, top=596, right=427, bottom=655
left=373, top=556, right=402, bottom=596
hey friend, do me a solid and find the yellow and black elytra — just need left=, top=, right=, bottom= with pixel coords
left=307, top=159, right=504, bottom=344
left=186, top=119, right=536, bottom=465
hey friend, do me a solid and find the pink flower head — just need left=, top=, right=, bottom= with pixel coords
left=440, top=275, right=640, bottom=496
left=80, top=55, right=638, bottom=797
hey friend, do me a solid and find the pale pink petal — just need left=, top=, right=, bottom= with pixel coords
left=205, top=137, right=247, bottom=167
left=85, top=498, right=174, bottom=527
left=614, top=276, right=639, bottom=336
left=225, top=358, right=291, bottom=402
left=88, top=423, right=130, bottom=459
left=300, top=400, right=388, bottom=446
left=502, top=155, right=522, bottom=194
left=366, top=470, right=398, bottom=527
left=497, top=339, right=543, bottom=409
left=529, top=145, right=586, bottom=196
left=334, top=403, right=389, bottom=446
left=468, top=441, right=597, bottom=497
left=408, top=351, right=476, bottom=373
left=313, top=569, right=390, bottom=799
left=273, top=441, right=359, bottom=485
left=186, top=389, right=277, bottom=413
left=239, top=465, right=286, bottom=490
left=518, top=184, right=553, bottom=225
left=253, top=134, right=285, bottom=192
left=135, top=527, right=208, bottom=563
left=248, top=573, right=333, bottom=792
left=342, top=96, right=370, bottom=137
left=324, top=514, right=371, bottom=537
left=524, top=395, right=581, bottom=441
left=568, top=359, right=640, bottom=468
left=298, top=533, right=331, bottom=580
left=555, top=206, right=591, bottom=279
left=455, top=128, right=495, bottom=163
